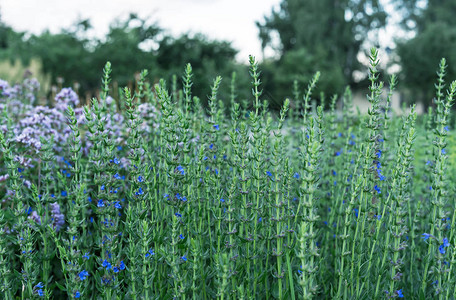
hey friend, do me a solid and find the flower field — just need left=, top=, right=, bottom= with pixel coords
left=0, top=48, right=455, bottom=299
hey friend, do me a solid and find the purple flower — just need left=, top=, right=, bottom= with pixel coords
left=28, top=211, right=41, bottom=224
left=50, top=202, right=65, bottom=232
left=55, top=87, right=79, bottom=109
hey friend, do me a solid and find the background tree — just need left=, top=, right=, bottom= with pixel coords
left=256, top=0, right=386, bottom=107
left=155, top=33, right=249, bottom=106
left=396, top=0, right=456, bottom=106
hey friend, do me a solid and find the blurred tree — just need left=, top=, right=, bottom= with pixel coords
left=26, top=15, right=161, bottom=93
left=0, top=12, right=248, bottom=107
left=156, top=33, right=248, bottom=106
left=256, top=0, right=386, bottom=104
left=27, top=26, right=93, bottom=90
left=0, top=12, right=28, bottom=62
left=396, top=0, right=456, bottom=106
left=93, top=14, right=160, bottom=87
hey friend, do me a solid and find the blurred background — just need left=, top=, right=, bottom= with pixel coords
left=0, top=0, right=455, bottom=112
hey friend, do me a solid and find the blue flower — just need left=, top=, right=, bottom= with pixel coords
left=110, top=157, right=120, bottom=164
left=443, top=237, right=450, bottom=247
left=220, top=198, right=225, bottom=203
left=439, top=244, right=446, bottom=254
left=442, top=149, right=447, bottom=155
left=102, top=260, right=112, bottom=270
left=83, top=252, right=90, bottom=260
left=213, top=124, right=220, bottom=130
left=258, top=217, right=262, bottom=223
left=444, top=126, right=449, bottom=131
left=266, top=171, right=272, bottom=177
left=138, top=175, right=144, bottom=182
left=117, top=146, right=123, bottom=151
left=335, top=151, right=341, bottom=156
left=293, top=172, right=300, bottom=179
left=113, top=267, right=120, bottom=273
left=78, top=270, right=89, bottom=281
left=175, top=212, right=182, bottom=218
left=179, top=234, right=185, bottom=240
left=181, top=255, right=187, bottom=261
left=114, top=202, right=122, bottom=209
left=422, top=233, right=431, bottom=241
left=97, top=199, right=105, bottom=208
left=145, top=249, right=155, bottom=258
left=113, top=173, right=122, bottom=179
left=35, top=282, right=44, bottom=289
left=374, top=185, right=381, bottom=194
left=120, top=261, right=126, bottom=270
left=135, top=188, right=144, bottom=196
left=75, top=291, right=81, bottom=298
left=209, top=144, right=214, bottom=149
left=61, top=190, right=68, bottom=197
left=176, top=165, right=185, bottom=175
left=396, top=289, right=404, bottom=298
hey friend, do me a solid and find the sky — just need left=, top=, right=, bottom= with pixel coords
left=1, top=0, right=282, bottom=62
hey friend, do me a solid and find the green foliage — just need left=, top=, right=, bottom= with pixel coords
left=256, top=0, right=386, bottom=104
left=396, top=0, right=456, bottom=106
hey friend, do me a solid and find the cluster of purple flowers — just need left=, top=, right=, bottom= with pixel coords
left=50, top=202, right=65, bottom=232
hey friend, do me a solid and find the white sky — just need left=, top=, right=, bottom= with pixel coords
left=1, top=0, right=282, bottom=62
